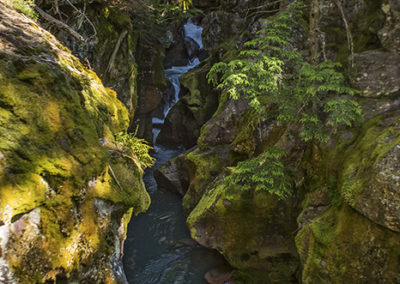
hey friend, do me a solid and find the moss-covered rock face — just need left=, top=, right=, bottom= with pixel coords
left=294, top=95, right=400, bottom=282
left=0, top=4, right=149, bottom=282
left=201, top=10, right=246, bottom=51
left=187, top=172, right=299, bottom=283
left=296, top=206, right=400, bottom=283
left=340, top=111, right=400, bottom=232
left=290, top=87, right=400, bottom=282
left=318, top=0, right=385, bottom=64
left=155, top=0, right=400, bottom=282
left=378, top=0, right=400, bottom=54
left=133, top=35, right=166, bottom=143
left=38, top=1, right=140, bottom=121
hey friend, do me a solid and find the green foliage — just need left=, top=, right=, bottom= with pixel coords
left=225, top=147, right=293, bottom=200
left=207, top=1, right=302, bottom=114
left=280, top=61, right=362, bottom=142
left=208, top=1, right=363, bottom=199
left=6, top=0, right=37, bottom=19
left=114, top=130, right=155, bottom=168
left=207, top=1, right=362, bottom=143
left=170, top=0, right=192, bottom=11
left=110, top=0, right=199, bottom=47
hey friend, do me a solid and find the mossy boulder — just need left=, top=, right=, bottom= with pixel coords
left=0, top=4, right=149, bottom=282
left=182, top=146, right=230, bottom=212
left=296, top=205, right=400, bottom=283
left=295, top=97, right=400, bottom=282
left=187, top=172, right=300, bottom=283
left=340, top=110, right=400, bottom=232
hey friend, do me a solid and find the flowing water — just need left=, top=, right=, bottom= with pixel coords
left=123, top=19, right=227, bottom=284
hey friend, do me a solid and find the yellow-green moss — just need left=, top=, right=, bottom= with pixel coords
left=340, top=114, right=400, bottom=206
left=89, top=154, right=150, bottom=214
left=296, top=206, right=400, bottom=283
left=0, top=5, right=149, bottom=281
left=187, top=172, right=299, bottom=283
left=182, top=147, right=227, bottom=211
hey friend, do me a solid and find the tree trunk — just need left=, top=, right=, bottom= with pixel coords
left=309, top=0, right=320, bottom=65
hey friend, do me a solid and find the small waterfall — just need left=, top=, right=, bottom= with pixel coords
left=152, top=20, right=203, bottom=144
left=123, top=19, right=228, bottom=284
left=184, top=19, right=203, bottom=49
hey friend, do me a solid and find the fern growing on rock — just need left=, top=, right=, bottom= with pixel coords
left=208, top=1, right=362, bottom=199
left=115, top=130, right=155, bottom=169
left=225, top=147, right=293, bottom=200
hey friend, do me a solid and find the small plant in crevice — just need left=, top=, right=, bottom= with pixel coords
left=114, top=129, right=155, bottom=169
left=208, top=1, right=363, bottom=200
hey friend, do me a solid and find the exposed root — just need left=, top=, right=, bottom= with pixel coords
left=333, top=0, right=354, bottom=66
left=107, top=30, right=128, bottom=73
left=35, top=6, right=85, bottom=42
left=65, top=0, right=97, bottom=39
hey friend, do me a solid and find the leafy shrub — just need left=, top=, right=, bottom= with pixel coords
left=6, top=0, right=37, bottom=19
left=207, top=1, right=362, bottom=143
left=225, top=147, right=293, bottom=200
left=114, top=130, right=155, bottom=169
left=208, top=1, right=363, bottom=199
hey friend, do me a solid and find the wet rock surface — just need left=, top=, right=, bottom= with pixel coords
left=199, top=99, right=249, bottom=146
left=154, top=154, right=190, bottom=196
left=201, top=11, right=245, bottom=50
left=157, top=66, right=219, bottom=148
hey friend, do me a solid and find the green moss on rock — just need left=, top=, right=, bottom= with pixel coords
left=0, top=4, right=149, bottom=282
left=339, top=111, right=400, bottom=231
left=187, top=172, right=300, bottom=283
left=296, top=206, right=400, bottom=283
left=182, top=146, right=228, bottom=212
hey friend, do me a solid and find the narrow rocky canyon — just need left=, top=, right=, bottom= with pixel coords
left=0, top=0, right=399, bottom=283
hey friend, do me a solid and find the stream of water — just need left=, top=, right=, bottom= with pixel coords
left=123, top=19, right=227, bottom=284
